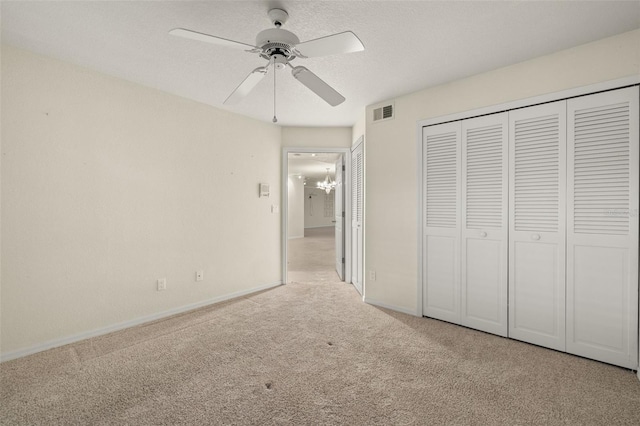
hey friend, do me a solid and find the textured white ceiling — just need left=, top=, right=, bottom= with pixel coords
left=2, top=1, right=639, bottom=127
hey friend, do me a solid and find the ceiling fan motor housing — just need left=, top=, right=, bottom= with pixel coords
left=256, top=28, right=300, bottom=61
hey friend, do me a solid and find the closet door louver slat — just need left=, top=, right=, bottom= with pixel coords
left=573, top=102, right=630, bottom=235
left=354, top=151, right=363, bottom=224
left=514, top=114, right=560, bottom=232
left=425, top=132, right=458, bottom=228
left=465, top=124, right=503, bottom=229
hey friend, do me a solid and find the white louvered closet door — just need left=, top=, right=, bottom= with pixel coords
left=460, top=114, right=508, bottom=336
left=423, top=122, right=461, bottom=323
left=508, top=102, right=567, bottom=351
left=566, top=87, right=639, bottom=369
left=351, top=142, right=363, bottom=295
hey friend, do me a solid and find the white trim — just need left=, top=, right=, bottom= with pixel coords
left=364, top=297, right=419, bottom=317
left=342, top=149, right=351, bottom=284
left=416, top=77, right=640, bottom=322
left=416, top=123, right=424, bottom=317
left=418, top=76, right=640, bottom=128
left=282, top=147, right=351, bottom=285
left=352, top=283, right=363, bottom=297
left=0, top=281, right=283, bottom=362
left=345, top=281, right=364, bottom=296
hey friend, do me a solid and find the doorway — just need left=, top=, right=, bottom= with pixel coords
left=282, top=148, right=351, bottom=285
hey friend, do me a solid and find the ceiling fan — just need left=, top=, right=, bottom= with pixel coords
left=169, top=8, right=364, bottom=121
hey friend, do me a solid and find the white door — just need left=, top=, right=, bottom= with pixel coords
left=460, top=114, right=508, bottom=336
left=334, top=155, right=345, bottom=280
left=508, top=101, right=567, bottom=351
left=423, top=122, right=461, bottom=323
left=566, top=87, right=639, bottom=369
left=351, top=141, right=364, bottom=295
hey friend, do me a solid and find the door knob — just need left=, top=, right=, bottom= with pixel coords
left=531, top=234, right=540, bottom=240
left=479, top=231, right=487, bottom=238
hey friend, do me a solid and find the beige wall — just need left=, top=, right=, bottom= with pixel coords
left=351, top=109, right=366, bottom=146
left=304, top=187, right=335, bottom=229
left=287, top=175, right=305, bottom=238
left=364, top=29, right=640, bottom=312
left=1, top=46, right=283, bottom=356
left=281, top=127, right=351, bottom=148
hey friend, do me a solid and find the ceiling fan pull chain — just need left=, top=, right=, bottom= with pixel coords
left=272, top=60, right=278, bottom=123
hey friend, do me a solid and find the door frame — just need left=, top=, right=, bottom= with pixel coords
left=334, top=154, right=346, bottom=280
left=282, top=147, right=352, bottom=285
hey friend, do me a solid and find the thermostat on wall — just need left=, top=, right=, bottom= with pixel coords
left=259, top=183, right=270, bottom=198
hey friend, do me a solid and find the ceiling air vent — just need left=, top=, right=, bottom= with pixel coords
left=373, top=103, right=394, bottom=122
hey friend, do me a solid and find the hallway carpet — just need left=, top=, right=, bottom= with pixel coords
left=287, top=226, right=338, bottom=283
left=2, top=229, right=640, bottom=424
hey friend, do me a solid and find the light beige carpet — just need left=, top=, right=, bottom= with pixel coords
left=2, top=228, right=640, bottom=425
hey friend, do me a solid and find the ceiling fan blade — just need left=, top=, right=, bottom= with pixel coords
left=224, top=67, right=268, bottom=105
left=291, top=66, right=345, bottom=107
left=169, top=28, right=258, bottom=50
left=295, top=31, right=364, bottom=58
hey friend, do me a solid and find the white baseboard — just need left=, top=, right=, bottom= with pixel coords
left=0, top=281, right=283, bottom=363
left=364, top=297, right=420, bottom=317
left=288, top=235, right=304, bottom=240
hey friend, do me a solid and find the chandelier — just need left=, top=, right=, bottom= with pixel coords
left=317, top=168, right=336, bottom=194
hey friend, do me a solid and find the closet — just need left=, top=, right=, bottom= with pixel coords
left=422, top=86, right=639, bottom=369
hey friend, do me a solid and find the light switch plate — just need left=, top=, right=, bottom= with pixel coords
left=259, top=183, right=270, bottom=198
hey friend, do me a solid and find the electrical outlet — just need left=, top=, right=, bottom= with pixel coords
left=157, top=278, right=167, bottom=291
left=369, top=270, right=376, bottom=281
left=196, top=270, right=204, bottom=282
